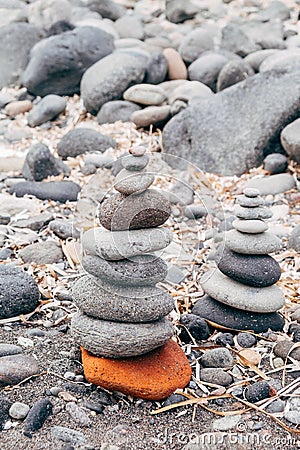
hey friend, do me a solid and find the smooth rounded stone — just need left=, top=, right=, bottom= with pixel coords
left=284, top=411, right=300, bottom=425
left=179, top=27, right=217, bottom=64
left=234, top=204, right=272, bottom=220
left=281, top=117, right=300, bottom=163
left=10, top=180, right=80, bottom=202
left=233, top=219, right=268, bottom=234
left=263, top=153, right=288, bottom=174
left=19, top=240, right=63, bottom=265
left=13, top=213, right=54, bottom=232
left=131, top=105, right=170, bottom=128
left=289, top=224, right=300, bottom=252
left=183, top=204, right=208, bottom=219
left=201, top=269, right=285, bottom=313
left=9, top=402, right=30, bottom=420
left=51, top=426, right=87, bottom=446
left=243, top=188, right=260, bottom=197
left=169, top=181, right=194, bottom=206
left=192, top=295, right=284, bottom=332
left=260, top=49, right=300, bottom=74
left=114, top=169, right=154, bottom=195
left=165, top=0, right=198, bottom=23
left=121, top=154, right=149, bottom=171
left=244, top=49, right=279, bottom=72
left=245, top=381, right=270, bottom=403
left=217, top=60, right=254, bottom=92
left=65, top=402, right=91, bottom=427
left=27, top=0, right=72, bottom=29
left=243, top=174, right=296, bottom=196
left=22, top=143, right=69, bottom=182
left=81, top=52, right=147, bottom=114
left=236, top=195, right=264, bottom=208
left=273, top=340, right=300, bottom=361
left=72, top=275, right=174, bottom=322
left=114, top=14, right=144, bottom=40
left=27, top=95, right=66, bottom=127
left=179, top=314, right=210, bottom=343
left=83, top=227, right=172, bottom=261
left=82, top=254, right=167, bottom=286
left=188, top=53, right=228, bottom=91
left=23, top=398, right=53, bottom=438
left=200, top=348, right=234, bottom=369
left=266, top=399, right=285, bottom=414
left=217, top=247, right=281, bottom=287
left=237, top=332, right=257, bottom=348
left=225, top=229, right=282, bottom=254
left=0, top=265, right=40, bottom=319
left=81, top=339, right=191, bottom=401
left=97, top=100, right=141, bottom=124
left=167, top=80, right=213, bottom=104
left=0, top=354, right=40, bottom=386
left=163, top=48, right=187, bottom=80
left=57, top=128, right=116, bottom=159
left=144, top=52, right=168, bottom=85
left=49, top=219, right=80, bottom=240
left=0, top=344, right=22, bottom=358
left=71, top=312, right=174, bottom=358
left=22, top=27, right=114, bottom=97
left=99, top=189, right=171, bottom=231
left=200, top=368, right=233, bottom=387
left=5, top=100, right=32, bottom=117
left=123, top=84, right=167, bottom=106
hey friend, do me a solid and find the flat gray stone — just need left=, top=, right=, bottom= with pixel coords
left=51, top=426, right=87, bottom=446
left=243, top=174, right=296, bottom=195
left=72, top=275, right=174, bottom=322
left=123, top=84, right=167, bottom=106
left=243, top=188, right=260, bottom=197
left=236, top=195, right=264, bottom=207
left=19, top=241, right=63, bottom=265
left=27, top=95, right=66, bottom=127
left=98, top=189, right=171, bottom=231
left=234, top=204, right=272, bottom=220
left=82, top=254, right=168, bottom=286
left=225, top=229, right=282, bottom=254
left=201, top=268, right=285, bottom=313
left=200, top=348, right=234, bottom=368
left=58, top=128, right=116, bottom=159
left=83, top=227, right=172, bottom=260
left=71, top=312, right=174, bottom=357
left=0, top=354, right=40, bottom=386
left=121, top=154, right=149, bottom=171
left=115, top=169, right=154, bottom=195
left=0, top=344, right=22, bottom=358
left=233, top=219, right=268, bottom=234
left=200, top=368, right=233, bottom=387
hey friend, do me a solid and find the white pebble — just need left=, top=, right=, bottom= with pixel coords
left=17, top=337, right=34, bottom=348
left=9, top=402, right=30, bottom=420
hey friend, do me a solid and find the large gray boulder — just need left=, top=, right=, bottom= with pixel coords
left=81, top=51, right=148, bottom=114
left=0, top=23, right=43, bottom=89
left=162, top=71, right=300, bottom=176
left=22, top=26, right=115, bottom=96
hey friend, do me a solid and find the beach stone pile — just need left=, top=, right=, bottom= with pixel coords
left=71, top=146, right=191, bottom=400
left=193, top=188, right=285, bottom=333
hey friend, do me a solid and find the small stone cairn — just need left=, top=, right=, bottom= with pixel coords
left=71, top=146, right=191, bottom=400
left=193, top=188, right=285, bottom=333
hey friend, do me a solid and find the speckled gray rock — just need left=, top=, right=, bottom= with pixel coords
left=236, top=195, right=264, bottom=208
left=98, top=189, right=171, bottom=231
left=114, top=169, right=154, bottom=195
left=57, top=128, right=116, bottom=159
left=217, top=247, right=281, bottom=287
left=13, top=213, right=54, bottom=232
left=245, top=381, right=270, bottom=403
left=71, top=312, right=174, bottom=357
left=22, top=143, right=69, bottom=182
left=72, top=275, right=174, bottom=322
left=192, top=295, right=284, bottom=332
left=162, top=71, right=300, bottom=176
left=82, top=254, right=168, bottom=286
left=233, top=219, right=268, bottom=234
left=9, top=402, right=30, bottom=420
left=27, top=95, right=66, bottom=127
left=233, top=204, right=272, bottom=220
left=65, top=402, right=91, bottom=427
left=121, top=154, right=149, bottom=171
left=0, top=265, right=40, bottom=319
left=123, top=84, right=167, bottom=106
left=243, top=174, right=295, bottom=195
left=10, top=180, right=80, bottom=202
left=263, top=153, right=288, bottom=174
left=201, top=268, right=285, bottom=312
left=81, top=52, right=147, bottom=114
left=225, top=229, right=282, bottom=254
left=200, top=348, right=234, bottom=368
left=0, top=344, right=22, bottom=358
left=19, top=241, right=63, bottom=265
left=0, top=354, right=40, bottom=386
left=97, top=100, right=141, bottom=124
left=200, top=368, right=233, bottom=386
left=49, top=219, right=80, bottom=240
left=51, top=426, right=87, bottom=446
left=83, top=227, right=172, bottom=260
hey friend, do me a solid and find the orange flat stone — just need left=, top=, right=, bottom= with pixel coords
left=81, top=339, right=192, bottom=401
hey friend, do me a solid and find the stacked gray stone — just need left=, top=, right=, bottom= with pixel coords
left=193, top=188, right=285, bottom=332
left=71, top=147, right=175, bottom=357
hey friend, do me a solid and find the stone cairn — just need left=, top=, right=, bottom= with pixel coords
left=193, top=188, right=285, bottom=333
left=71, top=146, right=191, bottom=400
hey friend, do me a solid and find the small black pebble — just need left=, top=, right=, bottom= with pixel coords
left=23, top=398, right=53, bottom=437
left=82, top=401, right=104, bottom=414
left=215, top=332, right=234, bottom=347
left=180, top=314, right=211, bottom=343
left=162, top=394, right=186, bottom=408
left=245, top=381, right=270, bottom=403
left=288, top=323, right=300, bottom=335
left=237, top=332, right=257, bottom=348
left=293, top=330, right=300, bottom=343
